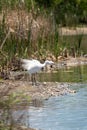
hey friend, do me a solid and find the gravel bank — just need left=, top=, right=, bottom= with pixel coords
left=0, top=80, right=76, bottom=101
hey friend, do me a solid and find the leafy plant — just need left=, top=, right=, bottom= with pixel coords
left=0, top=92, right=30, bottom=130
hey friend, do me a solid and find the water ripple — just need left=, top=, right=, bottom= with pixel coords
left=29, top=84, right=87, bottom=130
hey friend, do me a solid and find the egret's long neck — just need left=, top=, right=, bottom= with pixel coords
left=41, top=61, right=47, bottom=68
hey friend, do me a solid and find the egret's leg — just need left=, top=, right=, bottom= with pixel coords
left=31, top=73, right=38, bottom=86
left=34, top=73, right=39, bottom=86
left=29, top=74, right=32, bottom=84
left=23, top=69, right=26, bottom=80
left=31, top=74, right=36, bottom=86
left=31, top=73, right=37, bottom=86
left=31, top=74, right=34, bottom=85
left=34, top=73, right=36, bottom=85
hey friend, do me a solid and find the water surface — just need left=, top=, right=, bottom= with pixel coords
left=29, top=84, right=87, bottom=130
left=39, top=65, right=87, bottom=82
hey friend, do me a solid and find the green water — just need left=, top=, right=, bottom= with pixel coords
left=39, top=65, right=87, bottom=82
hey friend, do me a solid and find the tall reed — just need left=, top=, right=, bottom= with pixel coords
left=0, top=0, right=86, bottom=68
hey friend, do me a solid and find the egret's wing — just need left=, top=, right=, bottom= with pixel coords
left=21, top=59, right=32, bottom=70
left=22, top=63, right=30, bottom=70
left=21, top=59, right=40, bottom=64
left=21, top=59, right=32, bottom=64
left=21, top=59, right=41, bottom=71
left=31, top=59, right=41, bottom=65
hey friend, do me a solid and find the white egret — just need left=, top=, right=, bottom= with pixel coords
left=21, top=59, right=54, bottom=85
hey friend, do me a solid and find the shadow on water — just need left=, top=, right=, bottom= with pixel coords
left=38, top=65, right=87, bottom=83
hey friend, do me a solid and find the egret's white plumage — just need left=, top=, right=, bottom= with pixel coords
left=21, top=59, right=54, bottom=85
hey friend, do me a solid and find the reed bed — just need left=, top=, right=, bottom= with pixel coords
left=0, top=0, right=86, bottom=70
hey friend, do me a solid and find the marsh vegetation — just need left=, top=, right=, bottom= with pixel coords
left=0, top=0, right=87, bottom=129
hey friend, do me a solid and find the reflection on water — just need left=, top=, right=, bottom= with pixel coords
left=38, top=65, right=87, bottom=82
left=29, top=84, right=87, bottom=130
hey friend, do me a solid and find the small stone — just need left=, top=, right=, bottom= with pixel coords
left=43, top=82, right=47, bottom=85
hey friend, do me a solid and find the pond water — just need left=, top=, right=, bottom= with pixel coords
left=39, top=65, right=87, bottom=82
left=29, top=84, right=87, bottom=130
